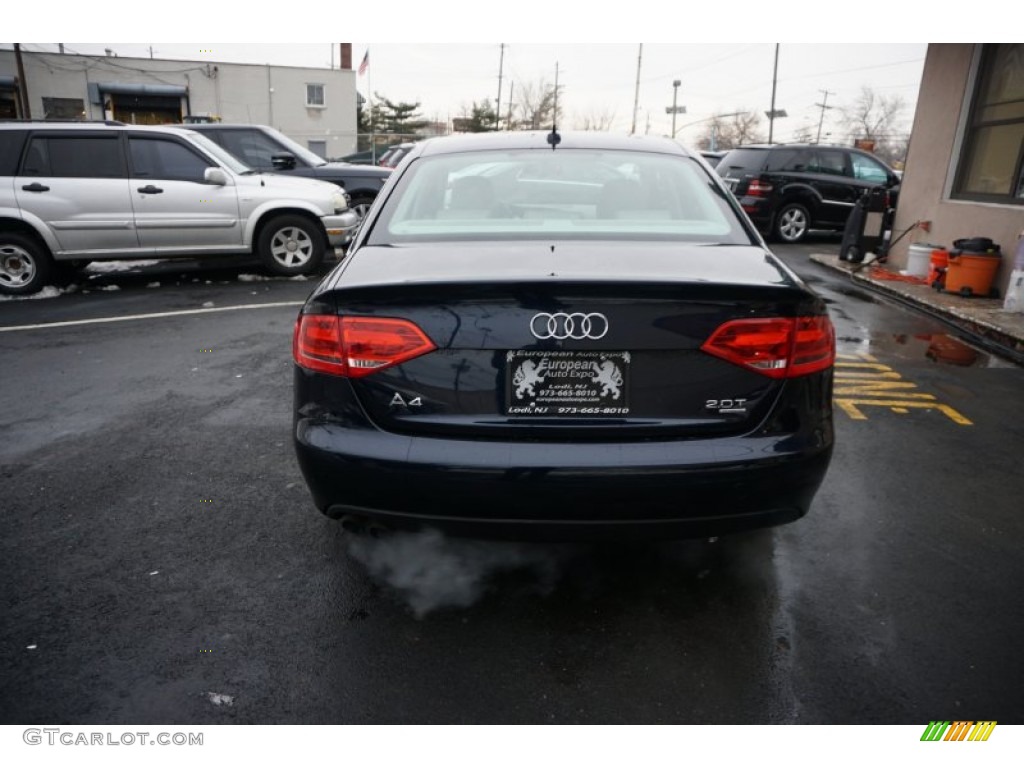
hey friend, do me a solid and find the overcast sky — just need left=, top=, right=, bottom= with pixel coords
left=10, top=0, right=1001, bottom=146
left=10, top=42, right=927, bottom=145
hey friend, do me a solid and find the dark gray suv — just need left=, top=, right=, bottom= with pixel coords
left=716, top=144, right=900, bottom=243
left=185, top=124, right=391, bottom=220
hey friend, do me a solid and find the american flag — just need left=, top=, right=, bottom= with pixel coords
left=358, top=51, right=369, bottom=76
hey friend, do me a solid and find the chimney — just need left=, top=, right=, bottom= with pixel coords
left=340, top=44, right=352, bottom=71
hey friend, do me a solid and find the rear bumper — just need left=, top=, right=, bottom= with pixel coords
left=738, top=198, right=774, bottom=232
left=294, top=420, right=833, bottom=541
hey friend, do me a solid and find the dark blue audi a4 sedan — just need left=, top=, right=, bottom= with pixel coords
left=292, top=131, right=835, bottom=540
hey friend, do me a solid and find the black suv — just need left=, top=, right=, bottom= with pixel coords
left=186, top=124, right=391, bottom=220
left=715, top=144, right=900, bottom=243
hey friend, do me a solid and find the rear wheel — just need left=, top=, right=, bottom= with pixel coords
left=257, top=215, right=326, bottom=276
left=0, top=232, right=53, bottom=296
left=773, top=203, right=811, bottom=244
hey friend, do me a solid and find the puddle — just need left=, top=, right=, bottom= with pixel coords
left=836, top=332, right=1013, bottom=368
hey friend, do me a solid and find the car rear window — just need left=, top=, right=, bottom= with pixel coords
left=367, top=148, right=750, bottom=245
left=716, top=148, right=769, bottom=175
left=21, top=134, right=126, bottom=178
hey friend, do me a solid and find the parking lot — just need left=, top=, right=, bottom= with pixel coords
left=2, top=242, right=1023, bottom=724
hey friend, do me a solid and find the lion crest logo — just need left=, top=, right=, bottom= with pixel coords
left=591, top=360, right=623, bottom=399
left=513, top=358, right=549, bottom=398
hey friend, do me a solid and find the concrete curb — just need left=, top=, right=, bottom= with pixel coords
left=809, top=253, right=1024, bottom=363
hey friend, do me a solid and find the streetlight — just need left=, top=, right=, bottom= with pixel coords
left=666, top=80, right=686, bottom=138
left=765, top=108, right=788, bottom=145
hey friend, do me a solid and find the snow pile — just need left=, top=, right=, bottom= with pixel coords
left=0, top=285, right=71, bottom=301
left=85, top=260, right=163, bottom=274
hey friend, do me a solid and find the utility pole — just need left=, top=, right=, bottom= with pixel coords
left=630, top=43, right=643, bottom=135
left=14, top=44, right=30, bottom=119
left=496, top=44, right=505, bottom=131
left=506, top=81, right=514, bottom=130
left=553, top=62, right=560, bottom=128
left=768, top=43, right=779, bottom=144
left=814, top=89, right=835, bottom=144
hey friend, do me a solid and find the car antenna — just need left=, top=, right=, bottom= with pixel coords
left=547, top=61, right=561, bottom=150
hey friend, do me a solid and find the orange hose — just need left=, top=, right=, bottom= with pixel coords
left=868, top=266, right=928, bottom=284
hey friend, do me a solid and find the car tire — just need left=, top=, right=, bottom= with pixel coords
left=349, top=194, right=375, bottom=223
left=257, top=215, right=326, bottom=276
left=0, top=232, right=54, bottom=296
left=773, top=203, right=811, bottom=244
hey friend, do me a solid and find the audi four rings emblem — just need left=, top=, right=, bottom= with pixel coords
left=530, top=312, right=609, bottom=340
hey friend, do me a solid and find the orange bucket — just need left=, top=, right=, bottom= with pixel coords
left=945, top=252, right=1001, bottom=297
left=928, top=248, right=948, bottom=288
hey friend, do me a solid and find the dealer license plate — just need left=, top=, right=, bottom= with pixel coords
left=505, top=350, right=630, bottom=417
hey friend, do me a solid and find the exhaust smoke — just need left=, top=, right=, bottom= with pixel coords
left=345, top=528, right=573, bottom=618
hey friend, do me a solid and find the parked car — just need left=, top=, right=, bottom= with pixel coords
left=339, top=147, right=391, bottom=165
left=0, top=122, right=357, bottom=295
left=185, top=124, right=391, bottom=221
left=716, top=143, right=900, bottom=243
left=700, top=150, right=727, bottom=168
left=377, top=142, right=417, bottom=169
left=292, top=131, right=836, bottom=541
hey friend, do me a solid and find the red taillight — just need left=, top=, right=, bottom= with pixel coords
left=746, top=178, right=774, bottom=197
left=293, top=315, right=436, bottom=377
left=790, top=316, right=836, bottom=377
left=293, top=315, right=346, bottom=375
left=701, top=316, right=835, bottom=379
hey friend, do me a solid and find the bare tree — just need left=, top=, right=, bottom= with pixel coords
left=694, top=110, right=764, bottom=150
left=573, top=107, right=616, bottom=131
left=840, top=86, right=907, bottom=165
left=510, top=79, right=564, bottom=130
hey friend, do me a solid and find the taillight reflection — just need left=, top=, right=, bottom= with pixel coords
left=293, top=315, right=436, bottom=377
left=701, top=316, right=835, bottom=379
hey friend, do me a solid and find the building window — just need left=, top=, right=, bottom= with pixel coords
left=306, top=84, right=325, bottom=108
left=954, top=44, right=1024, bottom=204
left=42, top=97, right=86, bottom=120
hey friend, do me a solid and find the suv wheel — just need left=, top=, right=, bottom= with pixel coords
left=349, top=194, right=374, bottom=222
left=257, top=215, right=326, bottom=276
left=774, top=203, right=811, bottom=244
left=0, top=233, right=53, bottom=296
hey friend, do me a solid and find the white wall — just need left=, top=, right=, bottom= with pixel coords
left=890, top=44, right=1024, bottom=295
left=0, top=50, right=358, bottom=157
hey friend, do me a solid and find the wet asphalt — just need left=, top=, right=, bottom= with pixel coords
left=1, top=241, right=1022, bottom=724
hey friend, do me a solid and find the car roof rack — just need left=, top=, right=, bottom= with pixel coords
left=0, top=119, right=125, bottom=126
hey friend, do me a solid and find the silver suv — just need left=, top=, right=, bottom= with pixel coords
left=0, top=122, right=358, bottom=295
